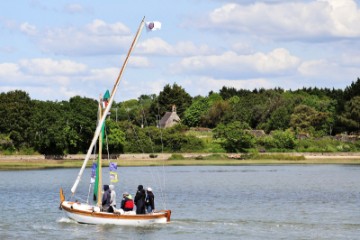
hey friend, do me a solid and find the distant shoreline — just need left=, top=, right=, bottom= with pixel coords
left=1, top=152, right=360, bottom=170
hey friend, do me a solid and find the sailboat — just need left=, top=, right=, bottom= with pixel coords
left=59, top=17, right=171, bottom=225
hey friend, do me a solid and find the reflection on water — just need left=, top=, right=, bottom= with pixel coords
left=0, top=165, right=359, bottom=239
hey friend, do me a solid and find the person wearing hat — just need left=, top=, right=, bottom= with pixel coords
left=145, top=187, right=155, bottom=213
left=108, top=184, right=116, bottom=212
left=134, top=185, right=146, bottom=214
left=120, top=192, right=134, bottom=212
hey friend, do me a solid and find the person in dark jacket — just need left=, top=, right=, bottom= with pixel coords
left=101, top=184, right=111, bottom=212
left=134, top=185, right=146, bottom=214
left=145, top=187, right=155, bottom=213
left=120, top=192, right=134, bottom=211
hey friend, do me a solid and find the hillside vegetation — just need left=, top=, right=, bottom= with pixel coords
left=1, top=78, right=360, bottom=156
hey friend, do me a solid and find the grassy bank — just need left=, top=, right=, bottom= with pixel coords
left=1, top=153, right=360, bottom=170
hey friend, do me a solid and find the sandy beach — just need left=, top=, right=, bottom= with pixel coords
left=0, top=152, right=360, bottom=170
left=1, top=152, right=360, bottom=161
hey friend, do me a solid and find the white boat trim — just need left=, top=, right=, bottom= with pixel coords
left=61, top=201, right=171, bottom=226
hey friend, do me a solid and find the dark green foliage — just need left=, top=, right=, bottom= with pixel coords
left=295, top=137, right=358, bottom=152
left=290, top=103, right=334, bottom=137
left=0, top=134, right=15, bottom=152
left=219, top=86, right=252, bottom=99
left=67, top=96, right=98, bottom=153
left=116, top=121, right=203, bottom=153
left=271, top=130, right=297, bottom=149
left=150, top=83, right=192, bottom=119
left=1, top=77, right=360, bottom=154
left=114, top=95, right=158, bottom=127
left=200, top=100, right=229, bottom=128
left=338, top=96, right=360, bottom=133
left=28, top=100, right=69, bottom=155
left=105, top=120, right=125, bottom=154
left=344, top=78, right=360, bottom=101
left=183, top=97, right=209, bottom=127
left=214, top=121, right=255, bottom=152
left=245, top=153, right=305, bottom=160
left=0, top=90, right=32, bottom=148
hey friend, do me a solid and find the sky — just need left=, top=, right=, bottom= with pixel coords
left=1, top=0, right=360, bottom=102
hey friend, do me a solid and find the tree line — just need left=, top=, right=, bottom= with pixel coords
left=0, top=78, right=359, bottom=155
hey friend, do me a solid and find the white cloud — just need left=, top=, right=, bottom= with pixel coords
left=118, top=78, right=168, bottom=100
left=172, top=48, right=300, bottom=78
left=20, top=22, right=37, bottom=35
left=29, top=19, right=133, bottom=56
left=137, top=37, right=173, bottom=55
left=85, top=19, right=130, bottom=35
left=174, top=41, right=214, bottom=56
left=340, top=52, right=360, bottom=67
left=0, top=63, right=20, bottom=77
left=298, top=59, right=330, bottom=76
left=18, top=58, right=87, bottom=76
left=204, top=0, right=360, bottom=40
left=298, top=58, right=358, bottom=83
left=128, top=56, right=150, bottom=68
left=137, top=37, right=214, bottom=56
left=64, top=4, right=87, bottom=14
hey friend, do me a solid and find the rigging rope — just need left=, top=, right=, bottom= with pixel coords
left=141, top=101, right=168, bottom=209
left=126, top=102, right=166, bottom=209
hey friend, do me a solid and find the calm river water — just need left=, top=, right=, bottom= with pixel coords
left=0, top=165, right=359, bottom=239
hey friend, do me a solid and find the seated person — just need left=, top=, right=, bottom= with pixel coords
left=120, top=192, right=134, bottom=211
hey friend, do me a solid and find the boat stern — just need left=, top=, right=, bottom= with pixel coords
left=166, top=210, right=171, bottom=222
left=59, top=188, right=65, bottom=210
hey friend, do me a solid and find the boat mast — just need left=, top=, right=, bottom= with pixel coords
left=71, top=16, right=146, bottom=195
left=97, top=96, right=103, bottom=206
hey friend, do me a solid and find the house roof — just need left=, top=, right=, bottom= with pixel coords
left=159, top=112, right=180, bottom=128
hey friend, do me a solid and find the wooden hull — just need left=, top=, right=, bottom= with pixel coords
left=61, top=201, right=171, bottom=225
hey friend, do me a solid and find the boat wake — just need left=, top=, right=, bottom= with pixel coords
left=57, top=217, right=75, bottom=224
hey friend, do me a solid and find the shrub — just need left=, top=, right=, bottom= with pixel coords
left=215, top=121, right=255, bottom=152
left=256, top=135, right=276, bottom=149
left=168, top=154, right=185, bottom=160
left=271, top=130, right=297, bottom=149
left=202, top=153, right=228, bottom=160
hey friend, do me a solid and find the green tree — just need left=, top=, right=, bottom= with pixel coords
left=116, top=99, right=142, bottom=124
left=28, top=100, right=68, bottom=155
left=0, top=133, right=15, bottom=152
left=338, top=96, right=360, bottom=133
left=223, top=96, right=252, bottom=126
left=106, top=120, right=125, bottom=153
left=200, top=100, right=230, bottom=128
left=289, top=104, right=330, bottom=136
left=68, top=96, right=98, bottom=153
left=344, top=78, right=360, bottom=101
left=214, top=121, right=254, bottom=152
left=271, top=130, right=297, bottom=149
left=183, top=97, right=209, bottom=127
left=151, top=83, right=192, bottom=119
left=0, top=90, right=32, bottom=149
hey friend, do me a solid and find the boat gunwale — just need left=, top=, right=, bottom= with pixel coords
left=61, top=201, right=171, bottom=221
